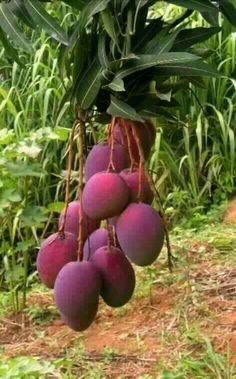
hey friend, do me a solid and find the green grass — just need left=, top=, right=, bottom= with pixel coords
left=0, top=0, right=235, bottom=319
left=150, top=8, right=236, bottom=213
left=0, top=356, right=60, bottom=379
left=0, top=3, right=78, bottom=309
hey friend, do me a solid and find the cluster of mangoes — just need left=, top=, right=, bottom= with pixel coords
left=36, top=118, right=164, bottom=331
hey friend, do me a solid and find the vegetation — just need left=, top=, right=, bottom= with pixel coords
left=1, top=218, right=236, bottom=378
left=0, top=0, right=235, bottom=377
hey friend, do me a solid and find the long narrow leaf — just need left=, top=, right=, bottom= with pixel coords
left=155, top=60, right=221, bottom=77
left=98, top=31, right=110, bottom=68
left=70, top=0, right=111, bottom=46
left=172, top=27, right=221, bottom=51
left=24, top=0, right=69, bottom=45
left=143, top=30, right=179, bottom=54
left=165, top=0, right=217, bottom=13
left=8, top=0, right=35, bottom=28
left=116, top=52, right=200, bottom=79
left=76, top=58, right=103, bottom=110
left=62, top=0, right=87, bottom=10
left=219, top=0, right=236, bottom=27
left=0, top=3, right=33, bottom=52
left=101, top=9, right=120, bottom=49
left=0, top=27, right=23, bottom=64
left=107, top=96, right=143, bottom=121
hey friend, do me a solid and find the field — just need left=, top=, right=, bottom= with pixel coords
left=1, top=205, right=236, bottom=379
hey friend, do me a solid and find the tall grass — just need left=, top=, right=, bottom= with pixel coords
left=0, top=3, right=235, bottom=310
left=150, top=6, right=236, bottom=217
left=0, top=3, right=79, bottom=310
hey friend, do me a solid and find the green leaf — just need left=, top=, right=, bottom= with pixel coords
left=20, top=205, right=49, bottom=227
left=133, top=17, right=164, bottom=52
left=135, top=0, right=150, bottom=7
left=170, top=9, right=193, bottom=29
left=0, top=27, right=22, bottom=64
left=7, top=0, right=35, bottom=28
left=5, top=265, right=25, bottom=282
left=58, top=43, right=71, bottom=83
left=105, top=78, right=125, bottom=92
left=188, top=76, right=207, bottom=88
left=76, top=58, right=103, bottom=110
left=70, top=0, right=111, bottom=46
left=116, top=52, right=200, bottom=79
left=24, top=0, right=69, bottom=46
left=139, top=104, right=175, bottom=118
left=143, top=29, right=179, bottom=54
left=165, top=0, right=217, bottom=13
left=72, top=31, right=88, bottom=82
left=0, top=189, right=21, bottom=209
left=98, top=31, right=109, bottom=68
left=201, top=10, right=219, bottom=26
left=190, top=48, right=214, bottom=59
left=101, top=9, right=120, bottom=49
left=120, top=0, right=130, bottom=12
left=6, top=162, right=46, bottom=177
left=172, top=27, right=221, bottom=51
left=157, top=91, right=172, bottom=102
left=62, top=0, right=87, bottom=10
left=54, top=127, right=70, bottom=141
left=219, top=0, right=236, bottom=27
left=0, top=3, right=33, bottom=52
left=47, top=202, right=65, bottom=213
left=0, top=128, right=14, bottom=145
left=55, top=91, right=72, bottom=128
left=155, top=60, right=221, bottom=77
left=107, top=96, right=143, bottom=121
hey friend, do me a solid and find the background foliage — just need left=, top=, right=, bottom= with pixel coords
left=0, top=1, right=235, bottom=310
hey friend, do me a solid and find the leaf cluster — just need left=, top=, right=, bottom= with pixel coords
left=0, top=0, right=236, bottom=119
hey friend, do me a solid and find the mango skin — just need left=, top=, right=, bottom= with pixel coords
left=59, top=201, right=99, bottom=239
left=61, top=311, right=97, bottom=332
left=82, top=172, right=130, bottom=221
left=85, top=143, right=129, bottom=181
left=91, top=246, right=135, bottom=307
left=113, top=118, right=156, bottom=162
left=116, top=203, right=164, bottom=266
left=120, top=168, right=154, bottom=204
left=36, top=232, right=77, bottom=289
left=83, top=228, right=109, bottom=261
left=54, top=261, right=101, bottom=331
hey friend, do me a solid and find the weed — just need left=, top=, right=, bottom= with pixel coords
left=158, top=339, right=235, bottom=378
left=0, top=356, right=59, bottom=379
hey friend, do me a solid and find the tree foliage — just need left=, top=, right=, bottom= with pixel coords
left=0, top=0, right=236, bottom=120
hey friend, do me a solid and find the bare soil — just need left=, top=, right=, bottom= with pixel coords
left=1, top=256, right=236, bottom=377
left=224, top=198, right=236, bottom=224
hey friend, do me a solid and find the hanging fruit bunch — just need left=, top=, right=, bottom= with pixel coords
left=2, top=0, right=231, bottom=331
left=36, top=112, right=171, bottom=331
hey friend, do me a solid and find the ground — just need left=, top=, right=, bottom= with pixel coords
left=0, top=207, right=236, bottom=378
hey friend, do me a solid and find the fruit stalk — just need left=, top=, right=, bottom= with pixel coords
left=121, top=119, right=136, bottom=171
left=59, top=123, right=76, bottom=238
left=106, top=220, right=115, bottom=251
left=107, top=117, right=116, bottom=172
left=77, top=109, right=86, bottom=261
left=129, top=123, right=145, bottom=202
left=130, top=121, right=173, bottom=271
